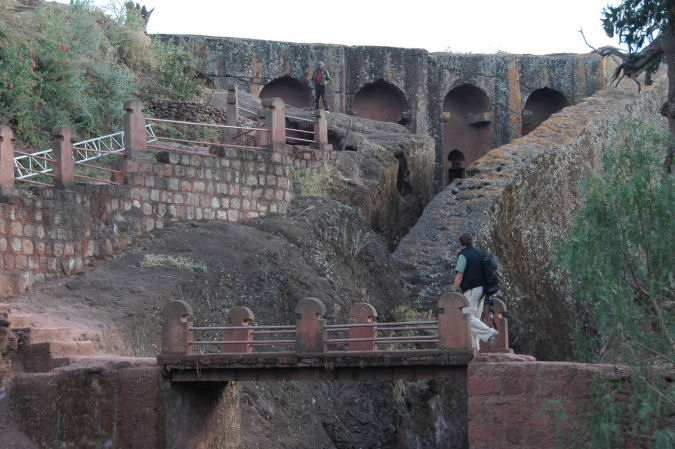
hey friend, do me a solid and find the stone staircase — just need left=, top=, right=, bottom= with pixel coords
left=6, top=308, right=95, bottom=372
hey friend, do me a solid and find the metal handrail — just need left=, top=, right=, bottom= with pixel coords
left=146, top=117, right=266, bottom=132
left=192, top=325, right=295, bottom=331
left=286, top=114, right=314, bottom=123
left=13, top=124, right=156, bottom=181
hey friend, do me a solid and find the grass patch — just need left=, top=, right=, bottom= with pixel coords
left=292, top=166, right=334, bottom=197
left=139, top=254, right=207, bottom=273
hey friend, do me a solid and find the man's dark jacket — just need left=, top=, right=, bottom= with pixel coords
left=458, top=246, right=484, bottom=291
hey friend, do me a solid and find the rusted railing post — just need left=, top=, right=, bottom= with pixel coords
left=52, top=126, right=73, bottom=186
left=257, top=97, right=286, bottom=152
left=224, top=306, right=254, bottom=353
left=0, top=126, right=14, bottom=188
left=480, top=298, right=513, bottom=353
left=161, top=300, right=194, bottom=355
left=223, top=84, right=240, bottom=144
left=123, top=99, right=147, bottom=155
left=348, top=303, right=377, bottom=351
left=437, top=292, right=471, bottom=350
left=312, top=109, right=331, bottom=151
left=295, top=297, right=326, bottom=354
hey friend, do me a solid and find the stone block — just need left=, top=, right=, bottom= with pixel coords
left=11, top=221, right=23, bottom=237
left=23, top=223, right=34, bottom=237
left=160, top=191, right=172, bottom=203
left=187, top=194, right=199, bottom=207
left=15, top=255, right=28, bottom=270
left=53, top=243, right=64, bottom=257
left=22, top=239, right=34, bottom=255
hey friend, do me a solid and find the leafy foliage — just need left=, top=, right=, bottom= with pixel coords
left=602, top=0, right=671, bottom=52
left=556, top=119, right=674, bottom=447
left=0, top=1, right=204, bottom=149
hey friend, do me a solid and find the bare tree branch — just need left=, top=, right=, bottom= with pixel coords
left=595, top=35, right=665, bottom=87
left=579, top=27, right=599, bottom=52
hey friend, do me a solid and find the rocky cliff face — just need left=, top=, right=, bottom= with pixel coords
left=289, top=109, right=436, bottom=248
left=394, top=76, right=668, bottom=360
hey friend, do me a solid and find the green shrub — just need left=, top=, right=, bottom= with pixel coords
left=0, top=1, right=203, bottom=149
left=555, top=119, right=674, bottom=448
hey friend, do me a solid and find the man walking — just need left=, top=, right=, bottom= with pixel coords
left=453, top=232, right=499, bottom=351
left=311, top=61, right=330, bottom=112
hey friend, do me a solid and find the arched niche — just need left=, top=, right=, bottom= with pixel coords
left=352, top=80, right=408, bottom=124
left=259, top=76, right=313, bottom=109
left=442, top=84, right=492, bottom=185
left=522, top=87, right=570, bottom=135
left=447, top=149, right=466, bottom=184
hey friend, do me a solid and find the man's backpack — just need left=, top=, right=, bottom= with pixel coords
left=480, top=252, right=502, bottom=296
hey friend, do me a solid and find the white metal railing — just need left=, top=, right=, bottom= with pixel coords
left=13, top=124, right=156, bottom=180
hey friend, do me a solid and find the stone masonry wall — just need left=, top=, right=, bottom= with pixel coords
left=3, top=354, right=629, bottom=448
left=291, top=146, right=338, bottom=171
left=468, top=358, right=631, bottom=449
left=0, top=148, right=293, bottom=299
left=6, top=360, right=240, bottom=449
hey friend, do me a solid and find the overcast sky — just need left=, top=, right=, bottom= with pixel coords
left=63, top=0, right=626, bottom=54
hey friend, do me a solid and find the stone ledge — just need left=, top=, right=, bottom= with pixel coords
left=472, top=352, right=536, bottom=363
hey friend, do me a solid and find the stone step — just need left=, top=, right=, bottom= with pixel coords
left=15, top=327, right=71, bottom=344
left=9, top=314, right=35, bottom=329
left=22, top=341, right=94, bottom=372
left=0, top=303, right=10, bottom=314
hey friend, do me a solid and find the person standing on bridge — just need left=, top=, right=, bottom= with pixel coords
left=452, top=232, right=499, bottom=351
left=311, top=61, right=331, bottom=112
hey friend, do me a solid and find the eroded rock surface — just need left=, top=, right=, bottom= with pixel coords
left=394, top=76, right=668, bottom=360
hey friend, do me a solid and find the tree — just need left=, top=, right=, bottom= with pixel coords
left=598, top=0, right=675, bottom=172
left=556, top=119, right=674, bottom=447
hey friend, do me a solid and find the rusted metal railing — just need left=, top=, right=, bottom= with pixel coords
left=160, top=293, right=477, bottom=357
left=144, top=117, right=269, bottom=155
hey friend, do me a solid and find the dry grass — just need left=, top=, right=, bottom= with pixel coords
left=138, top=254, right=207, bottom=273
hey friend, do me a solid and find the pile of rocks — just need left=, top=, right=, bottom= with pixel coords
left=146, top=99, right=228, bottom=124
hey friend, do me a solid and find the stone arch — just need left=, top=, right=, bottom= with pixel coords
left=442, top=84, right=492, bottom=185
left=259, top=76, right=313, bottom=109
left=352, top=80, right=408, bottom=124
left=522, top=87, right=570, bottom=135
left=447, top=149, right=466, bottom=183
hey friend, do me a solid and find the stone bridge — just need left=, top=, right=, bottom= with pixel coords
left=156, top=294, right=512, bottom=382
left=157, top=34, right=614, bottom=187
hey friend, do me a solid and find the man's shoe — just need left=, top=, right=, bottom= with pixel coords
left=487, top=332, right=499, bottom=349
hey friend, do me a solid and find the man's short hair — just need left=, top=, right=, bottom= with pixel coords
left=459, top=233, right=473, bottom=246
